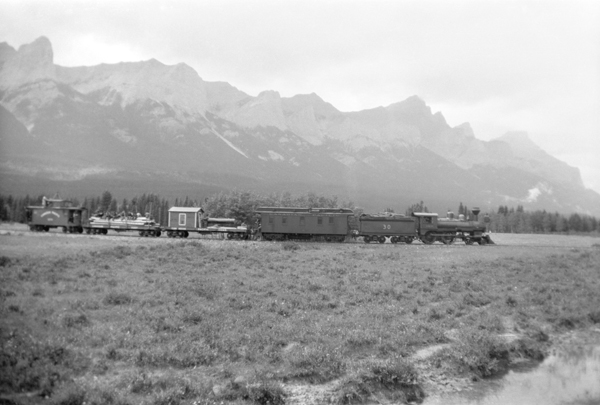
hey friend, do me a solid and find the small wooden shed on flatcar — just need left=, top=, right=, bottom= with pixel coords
left=168, top=207, right=203, bottom=230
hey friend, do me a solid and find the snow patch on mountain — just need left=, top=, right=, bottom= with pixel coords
left=525, top=182, right=553, bottom=202
left=211, top=130, right=248, bottom=159
left=268, top=150, right=284, bottom=161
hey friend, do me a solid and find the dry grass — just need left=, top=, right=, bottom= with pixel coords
left=1, top=226, right=599, bottom=404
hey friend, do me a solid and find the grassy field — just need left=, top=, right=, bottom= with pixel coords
left=1, top=226, right=599, bottom=405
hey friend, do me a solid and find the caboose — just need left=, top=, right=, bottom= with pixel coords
left=26, top=198, right=86, bottom=233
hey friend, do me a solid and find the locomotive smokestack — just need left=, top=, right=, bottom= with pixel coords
left=471, top=207, right=480, bottom=221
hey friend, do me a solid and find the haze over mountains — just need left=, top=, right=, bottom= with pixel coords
left=1, top=36, right=599, bottom=215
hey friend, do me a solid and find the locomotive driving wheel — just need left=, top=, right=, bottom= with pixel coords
left=421, top=232, right=435, bottom=245
left=441, top=236, right=454, bottom=245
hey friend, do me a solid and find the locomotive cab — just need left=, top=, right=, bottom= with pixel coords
left=412, top=212, right=439, bottom=244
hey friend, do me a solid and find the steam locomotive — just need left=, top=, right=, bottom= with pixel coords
left=256, top=207, right=493, bottom=245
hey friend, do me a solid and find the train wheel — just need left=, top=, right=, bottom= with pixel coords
left=363, top=236, right=371, bottom=243
left=85, top=228, right=91, bottom=234
left=227, top=233, right=234, bottom=240
left=390, top=236, right=398, bottom=244
left=441, top=236, right=454, bottom=245
left=465, top=238, right=474, bottom=245
left=184, top=231, right=189, bottom=238
left=103, top=229, right=108, bottom=235
left=378, top=236, right=386, bottom=244
left=421, top=233, right=434, bottom=245
left=155, top=230, right=161, bottom=237
left=44, top=226, right=50, bottom=232
left=139, top=231, right=144, bottom=237
left=478, top=238, right=487, bottom=246
left=405, top=238, right=413, bottom=244
left=62, top=227, right=68, bottom=233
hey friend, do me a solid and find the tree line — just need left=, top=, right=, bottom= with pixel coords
left=1, top=192, right=598, bottom=234
left=0, top=191, right=354, bottom=227
left=487, top=205, right=599, bottom=234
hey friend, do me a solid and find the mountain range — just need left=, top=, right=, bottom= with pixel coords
left=1, top=36, right=599, bottom=216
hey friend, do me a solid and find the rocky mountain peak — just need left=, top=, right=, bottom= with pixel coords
left=496, top=131, right=539, bottom=152
left=0, top=36, right=55, bottom=88
left=0, top=42, right=17, bottom=64
left=282, top=93, right=341, bottom=120
left=17, top=36, right=53, bottom=65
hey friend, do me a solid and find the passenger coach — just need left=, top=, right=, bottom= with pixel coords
left=256, top=207, right=354, bottom=242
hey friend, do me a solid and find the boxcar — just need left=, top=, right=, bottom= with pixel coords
left=256, top=207, right=354, bottom=242
left=358, top=214, right=417, bottom=243
left=26, top=198, right=86, bottom=233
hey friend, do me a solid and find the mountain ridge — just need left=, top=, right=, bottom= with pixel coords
left=1, top=37, right=598, bottom=215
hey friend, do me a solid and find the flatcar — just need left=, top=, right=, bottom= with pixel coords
left=163, top=206, right=249, bottom=239
left=85, top=214, right=162, bottom=237
left=256, top=207, right=354, bottom=242
left=26, top=198, right=86, bottom=233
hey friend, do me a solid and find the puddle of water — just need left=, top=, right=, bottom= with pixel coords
left=423, top=344, right=600, bottom=405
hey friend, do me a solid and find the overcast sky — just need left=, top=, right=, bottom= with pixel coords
left=1, top=0, right=599, bottom=193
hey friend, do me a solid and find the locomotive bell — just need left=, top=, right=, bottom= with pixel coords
left=471, top=207, right=480, bottom=221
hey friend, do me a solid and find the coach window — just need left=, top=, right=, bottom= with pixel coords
left=179, top=213, right=186, bottom=226
left=282, top=217, right=287, bottom=225
left=300, top=216, right=305, bottom=226
left=328, top=217, right=334, bottom=224
left=317, top=217, right=323, bottom=226
left=425, top=217, right=432, bottom=224
left=268, top=216, right=274, bottom=225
